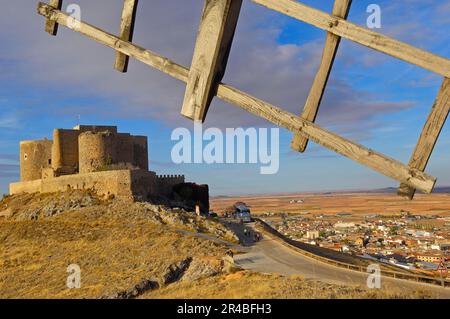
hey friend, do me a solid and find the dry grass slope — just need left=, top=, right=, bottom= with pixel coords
left=0, top=191, right=229, bottom=298
left=0, top=191, right=435, bottom=299
left=144, top=271, right=434, bottom=299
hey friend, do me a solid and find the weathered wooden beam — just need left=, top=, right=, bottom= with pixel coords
left=36, top=2, right=437, bottom=194
left=217, top=85, right=435, bottom=194
left=398, top=78, right=450, bottom=199
left=45, top=0, right=62, bottom=35
left=181, top=0, right=242, bottom=122
left=38, top=3, right=187, bottom=81
left=252, top=0, right=450, bottom=78
left=291, top=0, right=352, bottom=153
left=114, top=0, right=139, bottom=73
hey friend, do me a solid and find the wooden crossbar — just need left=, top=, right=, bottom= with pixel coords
left=44, top=0, right=62, bottom=35
left=181, top=0, right=242, bottom=122
left=114, top=0, right=139, bottom=73
left=291, top=0, right=352, bottom=153
left=251, top=0, right=449, bottom=199
left=398, top=78, right=450, bottom=199
left=252, top=0, right=450, bottom=78
left=37, top=2, right=437, bottom=194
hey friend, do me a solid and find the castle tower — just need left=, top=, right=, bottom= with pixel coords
left=20, top=139, right=53, bottom=181
left=78, top=131, right=118, bottom=174
left=51, top=128, right=80, bottom=175
left=132, top=136, right=148, bottom=171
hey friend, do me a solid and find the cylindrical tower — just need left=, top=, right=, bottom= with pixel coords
left=51, top=129, right=64, bottom=171
left=78, top=131, right=117, bottom=174
left=20, top=139, right=53, bottom=181
left=51, top=128, right=81, bottom=174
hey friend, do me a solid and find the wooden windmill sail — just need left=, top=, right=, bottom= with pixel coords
left=37, top=0, right=450, bottom=199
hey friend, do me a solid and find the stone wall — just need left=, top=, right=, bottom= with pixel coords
left=130, top=170, right=158, bottom=200
left=132, top=136, right=148, bottom=171
left=51, top=129, right=80, bottom=175
left=10, top=169, right=159, bottom=200
left=41, top=167, right=56, bottom=180
left=10, top=179, right=42, bottom=194
left=75, top=125, right=118, bottom=134
left=116, top=133, right=135, bottom=165
left=172, top=183, right=210, bottom=213
left=20, top=140, right=53, bottom=182
left=156, top=175, right=185, bottom=196
left=79, top=131, right=118, bottom=173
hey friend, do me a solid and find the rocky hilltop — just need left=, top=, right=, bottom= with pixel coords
left=0, top=191, right=429, bottom=299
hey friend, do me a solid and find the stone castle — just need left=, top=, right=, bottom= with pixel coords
left=9, top=125, right=208, bottom=210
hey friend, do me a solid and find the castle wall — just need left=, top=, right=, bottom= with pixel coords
left=10, top=179, right=42, bottom=194
left=51, top=129, right=80, bottom=174
left=156, top=175, right=185, bottom=196
left=20, top=140, right=53, bottom=182
left=132, top=136, right=148, bottom=170
left=79, top=131, right=118, bottom=173
left=172, top=183, right=210, bottom=213
left=41, top=167, right=56, bottom=180
left=10, top=169, right=159, bottom=200
left=116, top=133, right=135, bottom=165
left=74, top=125, right=118, bottom=133
left=130, top=170, right=158, bottom=200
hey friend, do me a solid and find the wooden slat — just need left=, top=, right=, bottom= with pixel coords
left=252, top=0, right=450, bottom=78
left=44, top=0, right=62, bottom=35
left=398, top=78, right=450, bottom=199
left=181, top=0, right=242, bottom=122
left=36, top=2, right=437, bottom=194
left=114, top=0, right=139, bottom=73
left=291, top=0, right=352, bottom=153
left=217, top=85, right=435, bottom=194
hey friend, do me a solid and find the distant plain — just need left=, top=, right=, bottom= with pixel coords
left=211, top=192, right=450, bottom=221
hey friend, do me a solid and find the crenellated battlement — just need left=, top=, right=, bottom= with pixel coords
left=157, top=174, right=185, bottom=180
left=156, top=175, right=185, bottom=196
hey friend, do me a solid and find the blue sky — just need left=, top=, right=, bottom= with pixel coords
left=1, top=0, right=450, bottom=196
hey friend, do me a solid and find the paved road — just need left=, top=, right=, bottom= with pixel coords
left=231, top=223, right=450, bottom=298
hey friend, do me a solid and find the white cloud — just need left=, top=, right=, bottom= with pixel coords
left=0, top=113, right=20, bottom=129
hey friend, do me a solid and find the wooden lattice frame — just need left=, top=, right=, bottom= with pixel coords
left=37, top=0, right=450, bottom=199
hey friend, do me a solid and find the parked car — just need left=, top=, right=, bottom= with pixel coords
left=234, top=203, right=253, bottom=223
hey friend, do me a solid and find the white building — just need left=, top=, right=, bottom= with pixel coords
left=334, top=222, right=356, bottom=230
left=306, top=230, right=320, bottom=240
